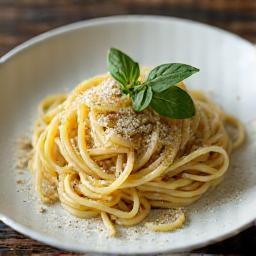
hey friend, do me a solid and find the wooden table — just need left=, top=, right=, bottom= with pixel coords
left=1, top=0, right=256, bottom=254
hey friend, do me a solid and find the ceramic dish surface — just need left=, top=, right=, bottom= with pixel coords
left=0, top=16, right=256, bottom=254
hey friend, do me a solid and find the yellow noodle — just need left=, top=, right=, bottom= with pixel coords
left=29, top=73, right=245, bottom=236
left=101, top=212, right=116, bottom=236
left=145, top=212, right=185, bottom=232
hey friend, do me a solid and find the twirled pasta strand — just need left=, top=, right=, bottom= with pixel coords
left=30, top=74, right=245, bottom=235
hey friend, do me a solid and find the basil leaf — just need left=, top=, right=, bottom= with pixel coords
left=107, top=48, right=140, bottom=87
left=146, top=63, right=199, bottom=92
left=132, top=86, right=153, bottom=112
left=150, top=86, right=195, bottom=119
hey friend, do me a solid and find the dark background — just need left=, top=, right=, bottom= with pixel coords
left=1, top=0, right=256, bottom=254
left=1, top=0, right=256, bottom=57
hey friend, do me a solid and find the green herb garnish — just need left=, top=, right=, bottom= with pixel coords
left=107, top=48, right=199, bottom=119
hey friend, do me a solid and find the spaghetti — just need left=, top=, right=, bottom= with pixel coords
left=29, top=73, right=245, bottom=236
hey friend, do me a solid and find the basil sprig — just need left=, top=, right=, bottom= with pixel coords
left=132, top=86, right=153, bottom=112
left=107, top=48, right=140, bottom=94
left=150, top=86, right=195, bottom=119
left=146, top=63, right=199, bottom=92
left=107, top=48, right=199, bottom=119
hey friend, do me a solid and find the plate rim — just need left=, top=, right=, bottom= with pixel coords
left=0, top=14, right=254, bottom=64
left=0, top=211, right=254, bottom=254
left=0, top=14, right=255, bottom=254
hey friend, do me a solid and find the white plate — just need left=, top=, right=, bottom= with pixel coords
left=0, top=15, right=256, bottom=254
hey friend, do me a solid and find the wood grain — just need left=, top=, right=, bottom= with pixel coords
left=1, top=0, right=256, bottom=56
left=1, top=0, right=256, bottom=254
